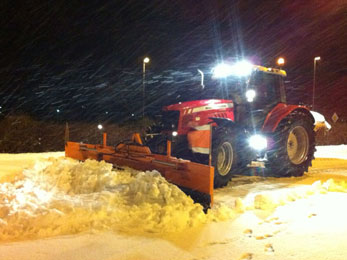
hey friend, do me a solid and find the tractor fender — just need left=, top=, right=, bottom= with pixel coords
left=262, top=104, right=314, bottom=133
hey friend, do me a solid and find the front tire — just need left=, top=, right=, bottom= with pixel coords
left=212, top=129, right=245, bottom=188
left=266, top=111, right=315, bottom=177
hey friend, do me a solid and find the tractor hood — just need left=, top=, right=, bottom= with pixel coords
left=164, top=99, right=234, bottom=112
left=163, top=99, right=234, bottom=135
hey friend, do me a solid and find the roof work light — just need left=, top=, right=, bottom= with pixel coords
left=212, top=60, right=253, bottom=78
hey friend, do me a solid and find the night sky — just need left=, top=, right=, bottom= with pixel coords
left=0, top=0, right=346, bottom=122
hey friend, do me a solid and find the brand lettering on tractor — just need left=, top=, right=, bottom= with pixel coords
left=192, top=103, right=233, bottom=113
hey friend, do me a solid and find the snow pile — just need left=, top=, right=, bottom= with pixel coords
left=246, top=179, right=347, bottom=212
left=311, top=110, right=331, bottom=130
left=0, top=158, right=208, bottom=241
left=322, top=179, right=347, bottom=192
left=315, top=145, right=347, bottom=160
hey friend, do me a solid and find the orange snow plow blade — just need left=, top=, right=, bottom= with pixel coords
left=65, top=133, right=214, bottom=209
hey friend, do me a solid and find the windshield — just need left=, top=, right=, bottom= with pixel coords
left=247, top=71, right=283, bottom=108
left=200, top=74, right=250, bottom=103
left=156, top=72, right=250, bottom=107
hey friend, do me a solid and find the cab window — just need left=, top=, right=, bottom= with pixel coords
left=251, top=72, right=281, bottom=106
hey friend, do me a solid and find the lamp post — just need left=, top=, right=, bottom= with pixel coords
left=142, top=57, right=150, bottom=118
left=277, top=57, right=285, bottom=69
left=313, top=56, right=321, bottom=110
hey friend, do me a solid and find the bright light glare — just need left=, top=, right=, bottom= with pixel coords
left=172, top=131, right=178, bottom=137
left=212, top=63, right=233, bottom=78
left=249, top=135, right=267, bottom=150
left=233, top=61, right=253, bottom=76
left=143, top=57, right=150, bottom=63
left=212, top=60, right=253, bottom=78
left=246, top=89, right=256, bottom=102
left=97, top=124, right=103, bottom=130
left=314, top=56, right=321, bottom=61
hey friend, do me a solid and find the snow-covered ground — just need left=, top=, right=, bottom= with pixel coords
left=0, top=145, right=347, bottom=260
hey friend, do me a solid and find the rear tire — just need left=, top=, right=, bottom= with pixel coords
left=266, top=111, right=315, bottom=177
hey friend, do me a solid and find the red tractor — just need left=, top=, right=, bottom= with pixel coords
left=146, top=61, right=316, bottom=188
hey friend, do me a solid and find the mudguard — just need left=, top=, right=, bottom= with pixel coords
left=262, top=103, right=314, bottom=133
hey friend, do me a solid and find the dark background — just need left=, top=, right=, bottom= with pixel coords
left=0, top=0, right=346, bottom=123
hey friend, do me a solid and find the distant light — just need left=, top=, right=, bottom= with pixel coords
left=56, top=109, right=60, bottom=113
left=97, top=124, right=103, bottom=130
left=277, top=57, right=285, bottom=66
left=0, top=106, right=2, bottom=109
left=131, top=113, right=135, bottom=117
left=143, top=57, right=150, bottom=63
left=212, top=60, right=253, bottom=78
left=249, top=135, right=267, bottom=150
left=246, top=89, right=256, bottom=102
left=172, top=131, right=178, bottom=137
left=105, top=111, right=109, bottom=114
left=314, top=56, right=321, bottom=61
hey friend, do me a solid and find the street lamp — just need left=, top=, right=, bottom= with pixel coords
left=277, top=57, right=285, bottom=69
left=142, top=57, right=150, bottom=118
left=313, top=56, right=321, bottom=110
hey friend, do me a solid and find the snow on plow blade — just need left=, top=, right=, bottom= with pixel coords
left=65, top=136, right=214, bottom=209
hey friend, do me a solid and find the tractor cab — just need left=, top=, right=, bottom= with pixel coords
left=209, top=62, right=287, bottom=129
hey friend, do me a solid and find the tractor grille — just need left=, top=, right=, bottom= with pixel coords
left=212, top=112, right=228, bottom=118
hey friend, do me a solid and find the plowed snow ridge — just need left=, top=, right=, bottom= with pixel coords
left=1, top=155, right=347, bottom=241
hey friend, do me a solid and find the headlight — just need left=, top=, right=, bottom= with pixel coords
left=249, top=135, right=267, bottom=150
left=246, top=89, right=256, bottom=102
